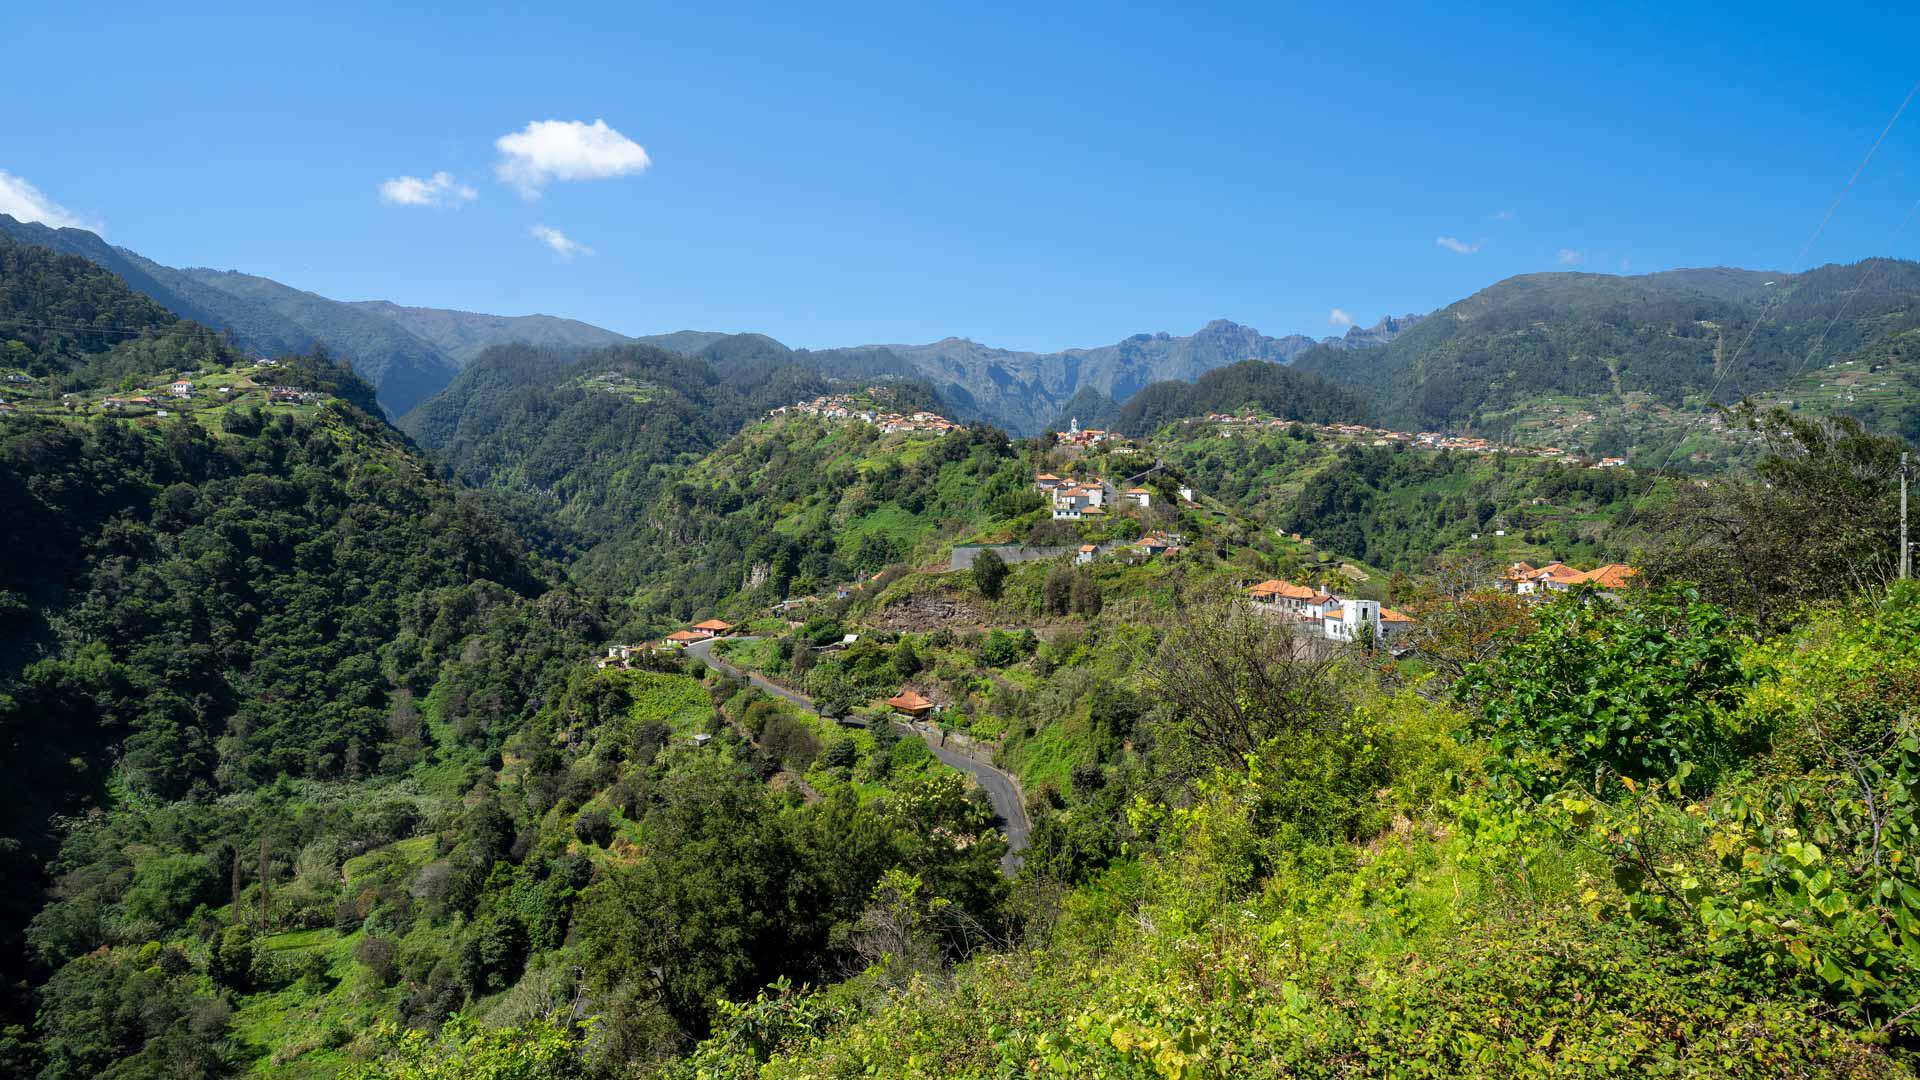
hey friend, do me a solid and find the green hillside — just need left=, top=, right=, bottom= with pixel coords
left=0, top=216, right=460, bottom=418
left=1291, top=259, right=1920, bottom=450
left=0, top=238, right=1017, bottom=1080
left=577, top=413, right=1038, bottom=632
left=1107, top=359, right=1374, bottom=435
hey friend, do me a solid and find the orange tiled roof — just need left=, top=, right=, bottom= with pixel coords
left=1248, top=578, right=1319, bottom=601
left=1576, top=564, right=1638, bottom=589
left=1381, top=607, right=1415, bottom=623
left=693, top=619, right=733, bottom=631
left=886, top=689, right=933, bottom=710
left=665, top=629, right=709, bottom=643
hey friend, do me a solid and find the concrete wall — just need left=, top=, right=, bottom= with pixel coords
left=949, top=543, right=1072, bottom=571
left=949, top=540, right=1128, bottom=571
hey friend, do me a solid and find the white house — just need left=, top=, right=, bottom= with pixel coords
left=1122, top=486, right=1152, bottom=508
left=1075, top=543, right=1097, bottom=564
left=1322, top=599, right=1381, bottom=643
left=1051, top=482, right=1107, bottom=519
left=169, top=380, right=193, bottom=399
left=1178, top=485, right=1195, bottom=503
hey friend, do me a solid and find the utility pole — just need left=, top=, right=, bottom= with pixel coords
left=1902, top=451, right=1911, bottom=581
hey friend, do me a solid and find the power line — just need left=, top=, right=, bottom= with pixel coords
left=1619, top=76, right=1920, bottom=531
left=1776, top=194, right=1920, bottom=394
left=0, top=315, right=168, bottom=337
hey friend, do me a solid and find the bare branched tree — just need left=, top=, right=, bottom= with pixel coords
left=1405, top=589, right=1535, bottom=695
left=1138, top=592, right=1346, bottom=777
left=1642, top=407, right=1906, bottom=631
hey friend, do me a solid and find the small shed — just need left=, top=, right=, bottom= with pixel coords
left=885, top=689, right=935, bottom=718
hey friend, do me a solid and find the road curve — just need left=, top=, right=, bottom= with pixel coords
left=685, top=636, right=1029, bottom=874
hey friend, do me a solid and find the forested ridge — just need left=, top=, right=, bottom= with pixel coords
left=1291, top=258, right=1920, bottom=436
left=398, top=342, right=943, bottom=563
left=1105, top=358, right=1374, bottom=435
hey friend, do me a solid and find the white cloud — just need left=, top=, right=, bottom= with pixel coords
left=531, top=225, right=593, bottom=259
left=495, top=119, right=650, bottom=198
left=1557, top=248, right=1584, bottom=265
left=0, top=169, right=100, bottom=231
left=378, top=171, right=477, bottom=207
left=1328, top=307, right=1355, bottom=327
left=1491, top=209, right=1514, bottom=221
left=1436, top=235, right=1483, bottom=255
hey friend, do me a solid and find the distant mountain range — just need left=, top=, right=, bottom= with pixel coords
left=0, top=214, right=1415, bottom=430
left=345, top=301, right=632, bottom=366
left=6, top=212, right=1914, bottom=447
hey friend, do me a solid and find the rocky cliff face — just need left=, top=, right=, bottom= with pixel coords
left=1322, top=313, right=1425, bottom=350
left=872, top=319, right=1320, bottom=434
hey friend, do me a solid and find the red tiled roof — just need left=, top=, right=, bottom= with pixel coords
left=886, top=689, right=933, bottom=710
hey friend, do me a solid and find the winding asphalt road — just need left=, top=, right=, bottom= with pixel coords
left=685, top=636, right=1029, bottom=874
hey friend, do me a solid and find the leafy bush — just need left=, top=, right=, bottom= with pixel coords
left=1457, top=585, right=1751, bottom=795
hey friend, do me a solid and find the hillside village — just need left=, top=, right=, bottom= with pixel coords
left=769, top=391, right=962, bottom=434
left=1, top=357, right=332, bottom=420
left=1034, top=469, right=1194, bottom=520
left=1195, top=412, right=1629, bottom=467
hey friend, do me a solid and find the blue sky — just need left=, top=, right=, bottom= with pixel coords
left=5, top=3, right=1919, bottom=351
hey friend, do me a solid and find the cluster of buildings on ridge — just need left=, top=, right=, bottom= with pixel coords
left=1242, top=559, right=1638, bottom=645
left=1034, top=472, right=1195, bottom=521
left=1196, top=414, right=1627, bottom=468
left=1054, top=417, right=1119, bottom=447
left=769, top=393, right=961, bottom=435
left=1244, top=578, right=1417, bottom=644
left=597, top=618, right=739, bottom=669
left=1497, top=560, right=1638, bottom=596
left=1073, top=529, right=1186, bottom=565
